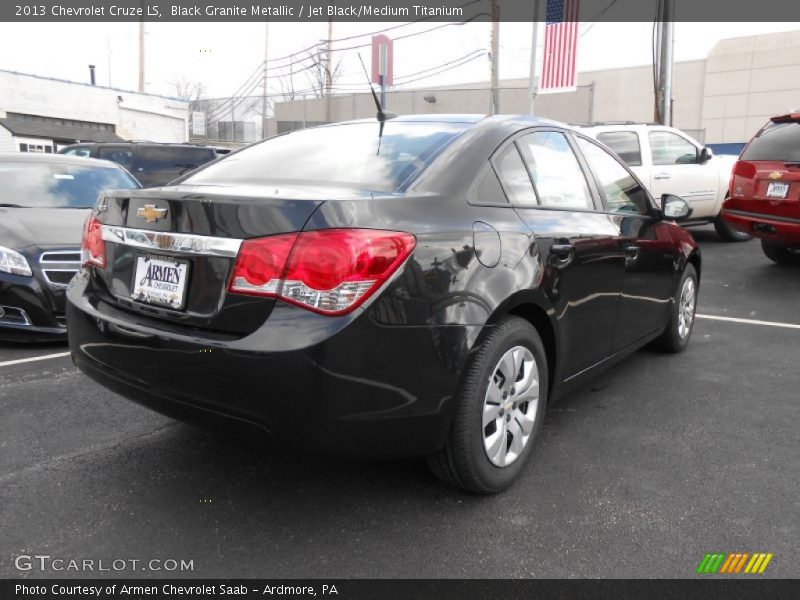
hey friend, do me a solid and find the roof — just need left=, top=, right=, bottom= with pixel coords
left=0, top=113, right=124, bottom=143
left=0, top=152, right=120, bottom=167
left=0, top=68, right=188, bottom=102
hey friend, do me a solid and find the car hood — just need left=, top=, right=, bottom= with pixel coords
left=0, top=207, right=89, bottom=250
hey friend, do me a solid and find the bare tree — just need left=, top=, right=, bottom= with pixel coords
left=277, top=47, right=342, bottom=101
left=170, top=76, right=207, bottom=110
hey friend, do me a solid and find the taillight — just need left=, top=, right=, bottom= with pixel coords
left=729, top=160, right=757, bottom=196
left=228, top=229, right=416, bottom=315
left=732, top=161, right=756, bottom=180
left=81, top=216, right=105, bottom=268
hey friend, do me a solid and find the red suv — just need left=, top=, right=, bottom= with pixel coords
left=722, top=113, right=800, bottom=265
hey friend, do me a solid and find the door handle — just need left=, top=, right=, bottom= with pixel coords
left=625, top=245, right=640, bottom=258
left=654, top=172, right=671, bottom=180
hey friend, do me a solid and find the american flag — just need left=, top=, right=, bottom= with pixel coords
left=540, top=0, right=580, bottom=92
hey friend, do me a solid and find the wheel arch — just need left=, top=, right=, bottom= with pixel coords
left=479, top=293, right=558, bottom=403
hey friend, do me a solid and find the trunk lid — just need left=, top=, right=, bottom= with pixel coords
left=91, top=184, right=333, bottom=334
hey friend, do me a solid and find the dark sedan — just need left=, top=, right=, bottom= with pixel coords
left=0, top=153, right=139, bottom=341
left=67, top=115, right=700, bottom=493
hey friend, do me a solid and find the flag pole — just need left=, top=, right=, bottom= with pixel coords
left=528, top=0, right=540, bottom=115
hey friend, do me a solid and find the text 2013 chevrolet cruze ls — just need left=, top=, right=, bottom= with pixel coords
left=67, top=115, right=700, bottom=493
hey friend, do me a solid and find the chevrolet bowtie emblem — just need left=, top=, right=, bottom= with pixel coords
left=769, top=172, right=782, bottom=180
left=137, top=204, right=168, bottom=223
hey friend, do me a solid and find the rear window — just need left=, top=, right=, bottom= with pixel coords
left=183, top=121, right=470, bottom=193
left=140, top=146, right=215, bottom=170
left=741, top=121, right=800, bottom=162
left=0, top=162, right=139, bottom=208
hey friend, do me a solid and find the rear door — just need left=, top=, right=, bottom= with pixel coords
left=505, top=129, right=626, bottom=378
left=573, top=134, right=678, bottom=350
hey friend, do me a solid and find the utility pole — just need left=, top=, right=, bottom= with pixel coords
left=261, top=22, right=269, bottom=139
left=656, top=0, right=674, bottom=126
left=325, top=16, right=333, bottom=123
left=138, top=20, right=145, bottom=92
left=527, top=0, right=540, bottom=115
left=106, top=38, right=113, bottom=87
left=489, top=0, right=500, bottom=114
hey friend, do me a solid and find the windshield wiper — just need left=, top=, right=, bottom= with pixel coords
left=0, top=203, right=26, bottom=208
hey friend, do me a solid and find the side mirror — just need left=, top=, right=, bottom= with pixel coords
left=661, top=194, right=693, bottom=221
left=699, top=147, right=712, bottom=164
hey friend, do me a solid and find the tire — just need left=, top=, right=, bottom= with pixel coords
left=761, top=240, right=800, bottom=265
left=653, top=263, right=698, bottom=353
left=714, top=215, right=752, bottom=242
left=427, top=316, right=548, bottom=494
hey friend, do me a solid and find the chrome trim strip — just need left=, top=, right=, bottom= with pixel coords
left=0, top=305, right=32, bottom=326
left=40, top=253, right=81, bottom=265
left=101, top=225, right=242, bottom=257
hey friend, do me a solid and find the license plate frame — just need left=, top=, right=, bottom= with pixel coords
left=131, top=254, right=190, bottom=311
left=766, top=182, right=789, bottom=199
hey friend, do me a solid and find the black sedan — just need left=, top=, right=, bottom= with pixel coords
left=66, top=115, right=699, bottom=493
left=0, top=153, right=140, bottom=341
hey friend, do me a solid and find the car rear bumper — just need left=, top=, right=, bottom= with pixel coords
left=721, top=208, right=800, bottom=245
left=67, top=273, right=483, bottom=458
left=0, top=272, right=67, bottom=342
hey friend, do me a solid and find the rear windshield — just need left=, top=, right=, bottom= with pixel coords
left=183, top=121, right=470, bottom=193
left=741, top=121, right=800, bottom=161
left=0, top=162, right=139, bottom=208
left=139, top=146, right=216, bottom=169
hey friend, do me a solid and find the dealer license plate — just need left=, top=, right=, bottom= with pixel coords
left=766, top=182, right=789, bottom=199
left=131, top=254, right=189, bottom=310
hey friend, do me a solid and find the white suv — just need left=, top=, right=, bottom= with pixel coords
left=576, top=123, right=750, bottom=241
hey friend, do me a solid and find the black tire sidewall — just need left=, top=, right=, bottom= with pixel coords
left=664, top=264, right=698, bottom=351
left=714, top=216, right=752, bottom=242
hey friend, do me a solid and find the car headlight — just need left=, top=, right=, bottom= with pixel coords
left=0, top=245, right=32, bottom=276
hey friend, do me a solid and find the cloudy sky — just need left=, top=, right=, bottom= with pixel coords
left=0, top=21, right=796, bottom=99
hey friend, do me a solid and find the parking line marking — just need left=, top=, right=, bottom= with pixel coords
left=0, top=352, right=71, bottom=368
left=696, top=314, right=800, bottom=330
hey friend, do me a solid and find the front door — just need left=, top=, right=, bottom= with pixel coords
left=574, top=135, right=679, bottom=351
left=646, top=129, right=718, bottom=218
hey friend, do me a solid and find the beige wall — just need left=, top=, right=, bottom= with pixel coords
left=702, top=30, right=800, bottom=143
left=578, top=60, right=706, bottom=131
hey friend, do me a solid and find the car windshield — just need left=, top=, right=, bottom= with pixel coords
left=0, top=161, right=139, bottom=208
left=741, top=121, right=800, bottom=162
left=183, top=121, right=471, bottom=193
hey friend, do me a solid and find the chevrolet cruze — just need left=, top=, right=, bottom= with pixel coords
left=67, top=115, right=700, bottom=493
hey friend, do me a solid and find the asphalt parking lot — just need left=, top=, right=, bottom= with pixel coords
left=1, top=225, right=798, bottom=579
